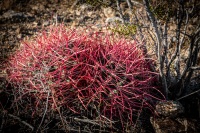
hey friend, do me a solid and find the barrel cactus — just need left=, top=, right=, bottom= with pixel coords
left=6, top=25, right=164, bottom=131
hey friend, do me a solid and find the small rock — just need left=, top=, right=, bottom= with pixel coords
left=150, top=117, right=200, bottom=133
left=43, top=21, right=50, bottom=26
left=75, top=10, right=81, bottom=16
left=105, top=17, right=123, bottom=24
left=155, top=100, right=184, bottom=117
left=150, top=100, right=200, bottom=133
left=102, top=7, right=116, bottom=18
left=17, top=34, right=22, bottom=39
left=79, top=4, right=92, bottom=11
left=31, top=4, right=45, bottom=11
left=87, top=11, right=94, bottom=16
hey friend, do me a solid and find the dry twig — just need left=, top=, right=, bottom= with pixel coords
left=8, top=114, right=34, bottom=131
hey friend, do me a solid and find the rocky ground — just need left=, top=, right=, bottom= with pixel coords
left=0, top=0, right=200, bottom=133
left=0, top=0, right=105, bottom=61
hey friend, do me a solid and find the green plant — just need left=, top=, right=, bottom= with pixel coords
left=109, top=22, right=137, bottom=36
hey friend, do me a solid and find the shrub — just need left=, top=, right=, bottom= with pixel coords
left=109, top=22, right=137, bottom=37
left=6, top=25, right=164, bottom=131
left=84, top=0, right=113, bottom=7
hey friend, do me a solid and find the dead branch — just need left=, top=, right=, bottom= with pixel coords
left=36, top=90, right=50, bottom=133
left=115, top=0, right=125, bottom=24
left=190, top=66, right=200, bottom=70
left=143, top=0, right=168, bottom=99
left=130, top=0, right=143, bottom=6
left=178, top=89, right=200, bottom=101
left=8, top=114, right=34, bottom=131
left=74, top=117, right=100, bottom=126
left=126, top=0, right=132, bottom=10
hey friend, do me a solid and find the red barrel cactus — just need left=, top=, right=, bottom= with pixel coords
left=6, top=25, right=164, bottom=130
